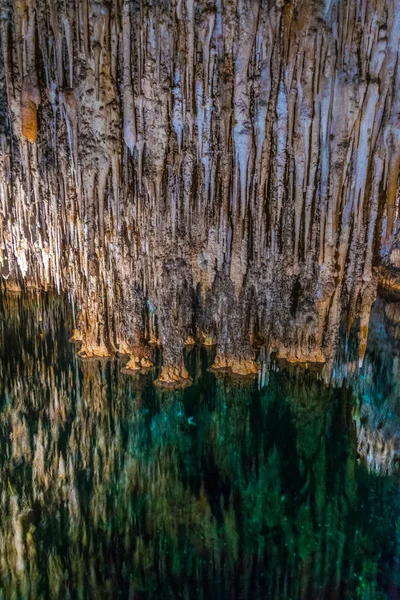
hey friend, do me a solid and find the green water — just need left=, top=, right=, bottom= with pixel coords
left=0, top=294, right=399, bottom=599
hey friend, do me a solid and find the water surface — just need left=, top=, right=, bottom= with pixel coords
left=0, top=293, right=399, bottom=599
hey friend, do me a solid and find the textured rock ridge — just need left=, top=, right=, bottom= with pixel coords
left=0, top=0, right=400, bottom=383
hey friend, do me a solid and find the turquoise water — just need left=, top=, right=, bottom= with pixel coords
left=0, top=294, right=399, bottom=599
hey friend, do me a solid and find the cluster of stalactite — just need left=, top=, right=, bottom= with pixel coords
left=0, top=293, right=399, bottom=598
left=0, top=0, right=400, bottom=384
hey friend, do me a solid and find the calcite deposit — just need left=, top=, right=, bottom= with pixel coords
left=0, top=0, right=400, bottom=385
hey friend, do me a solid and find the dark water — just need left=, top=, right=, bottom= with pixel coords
left=0, top=294, right=400, bottom=599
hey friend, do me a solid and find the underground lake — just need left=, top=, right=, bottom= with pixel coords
left=0, top=291, right=399, bottom=599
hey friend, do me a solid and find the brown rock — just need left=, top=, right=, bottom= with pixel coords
left=21, top=97, right=37, bottom=143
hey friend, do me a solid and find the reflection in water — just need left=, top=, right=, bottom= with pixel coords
left=351, top=298, right=400, bottom=476
left=0, top=293, right=400, bottom=599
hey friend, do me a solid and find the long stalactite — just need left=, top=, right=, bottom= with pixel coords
left=0, top=0, right=399, bottom=385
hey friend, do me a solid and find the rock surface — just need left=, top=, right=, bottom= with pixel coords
left=0, top=0, right=399, bottom=380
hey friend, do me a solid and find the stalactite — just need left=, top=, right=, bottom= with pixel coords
left=0, top=0, right=399, bottom=385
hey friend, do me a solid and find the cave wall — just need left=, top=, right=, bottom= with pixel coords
left=0, top=0, right=399, bottom=382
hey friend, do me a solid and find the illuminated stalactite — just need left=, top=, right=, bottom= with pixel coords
left=0, top=0, right=400, bottom=385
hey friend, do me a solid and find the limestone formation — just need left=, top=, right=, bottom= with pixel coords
left=0, top=0, right=400, bottom=385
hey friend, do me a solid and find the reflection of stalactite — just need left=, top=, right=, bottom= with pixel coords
left=0, top=0, right=400, bottom=381
left=0, top=294, right=399, bottom=597
left=355, top=406, right=400, bottom=475
left=332, top=295, right=400, bottom=474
